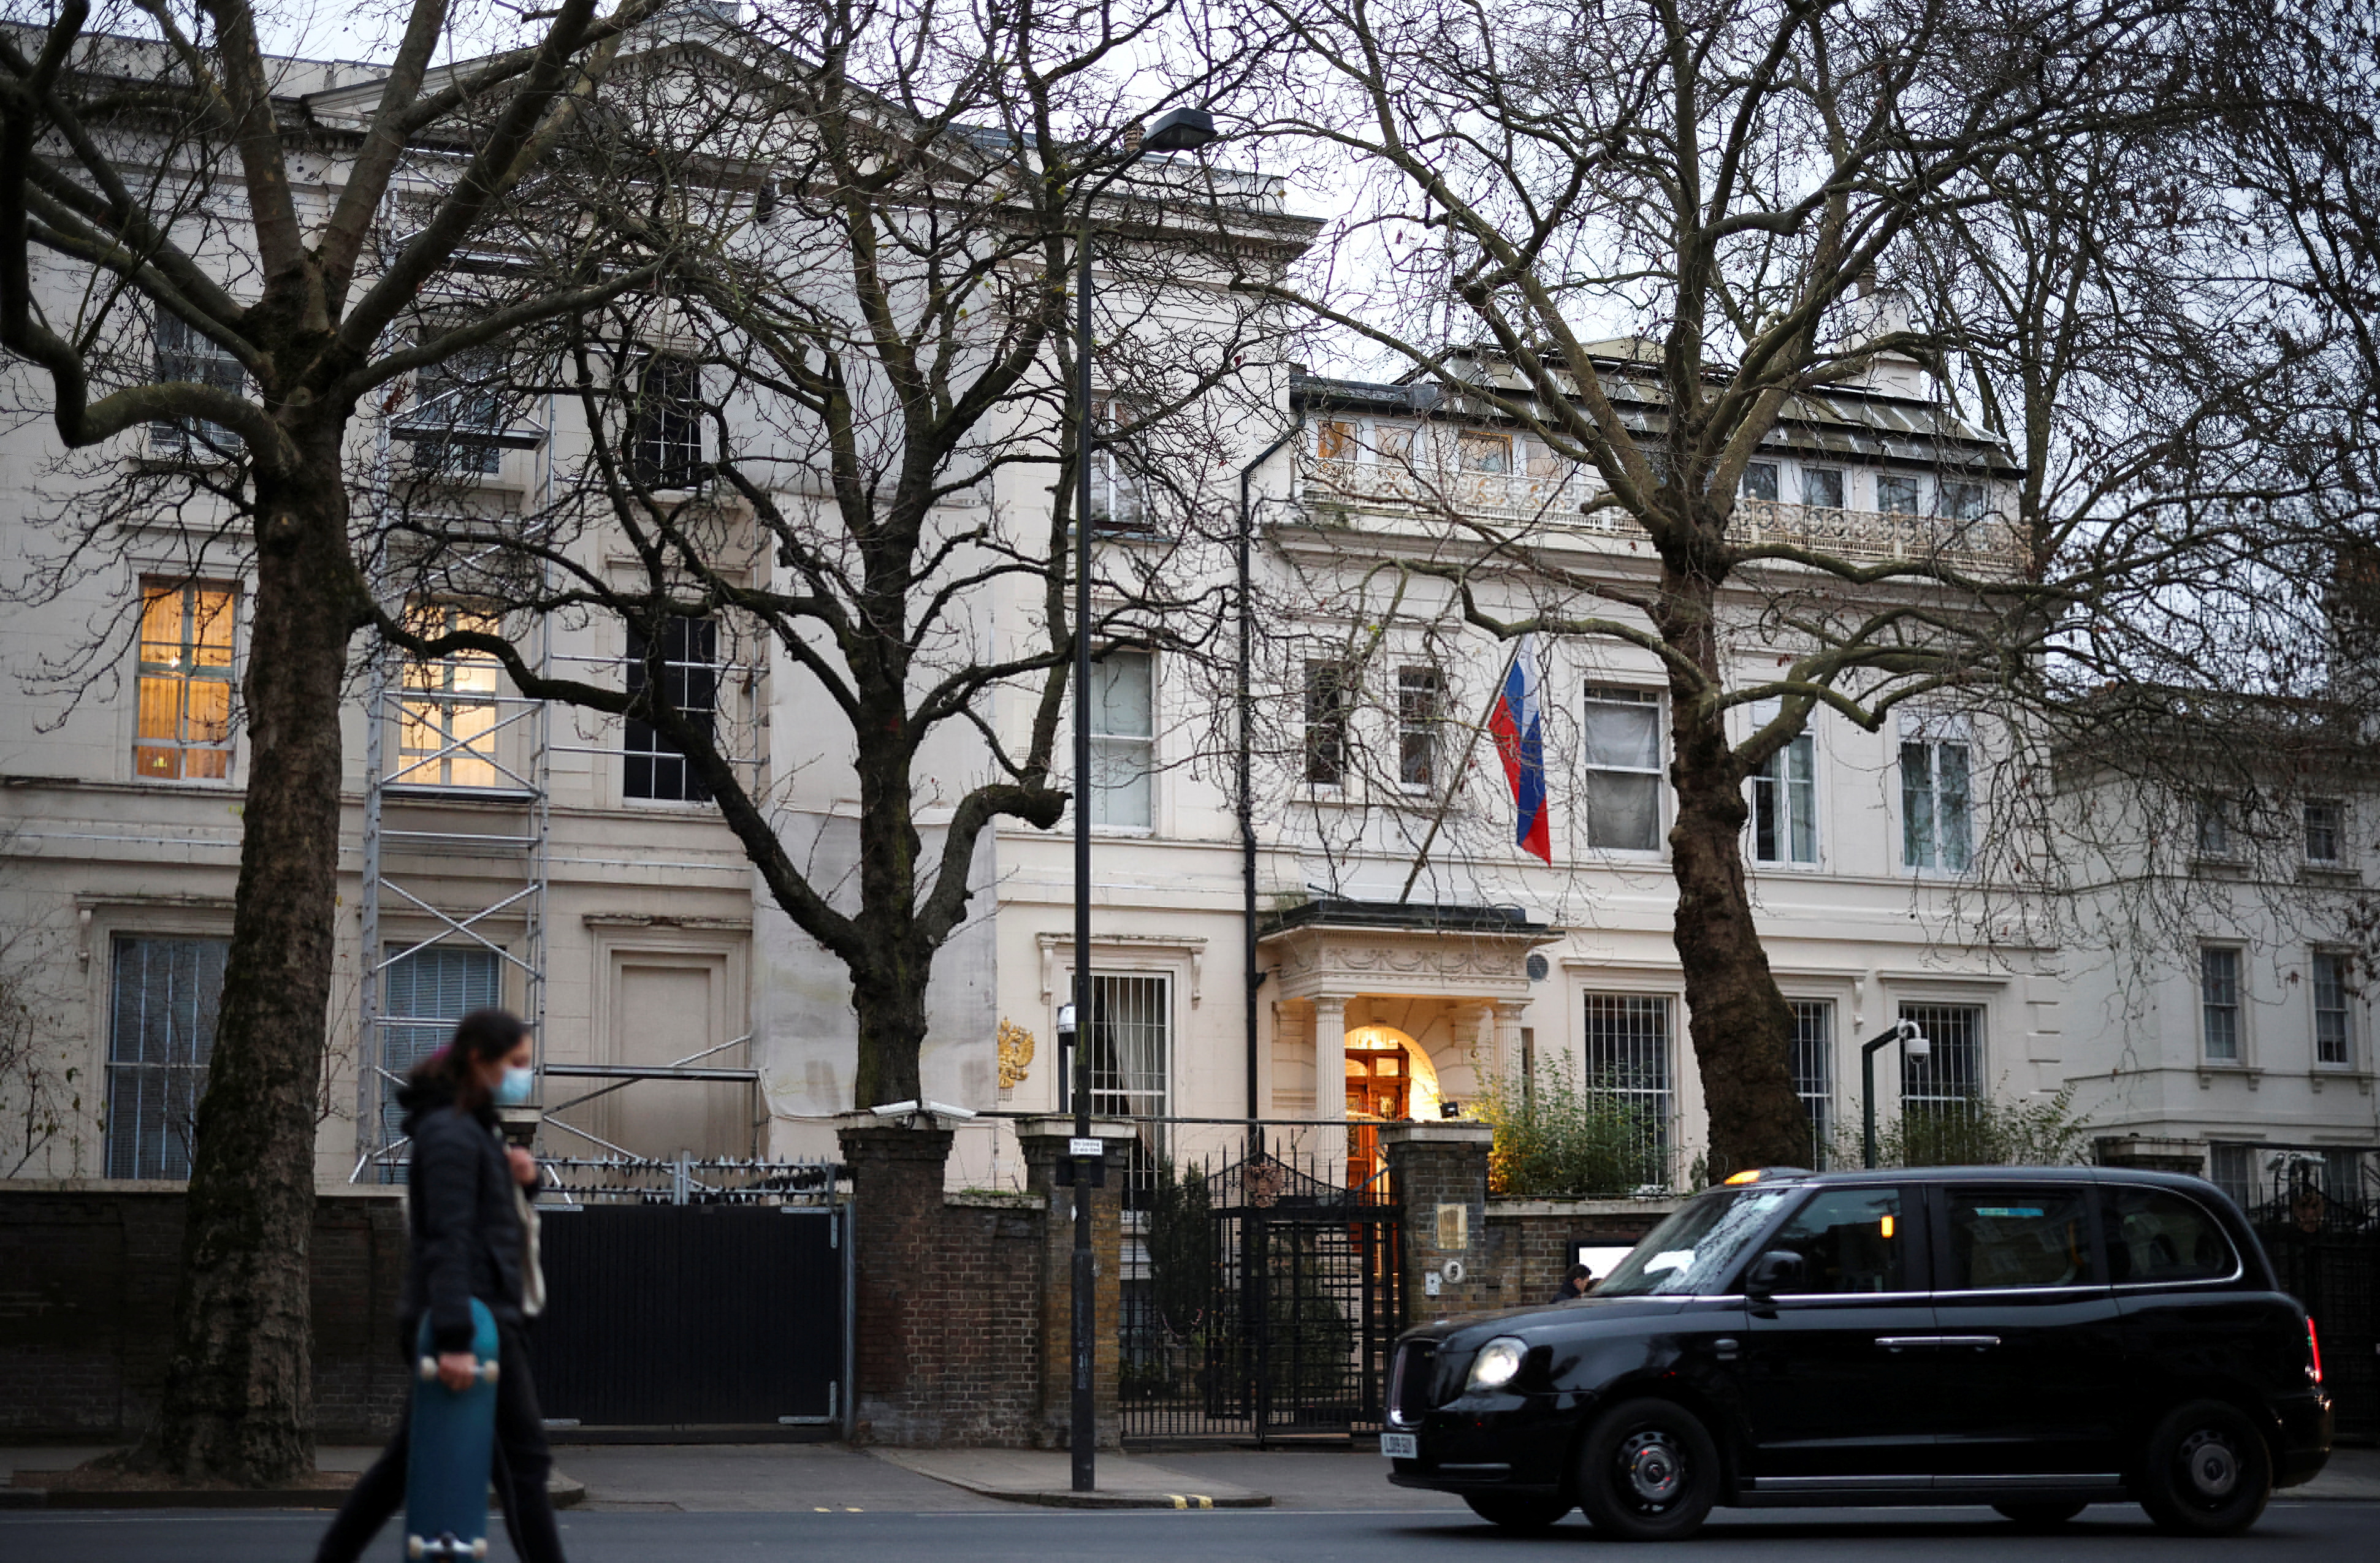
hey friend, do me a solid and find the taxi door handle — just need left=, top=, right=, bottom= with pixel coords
left=1875, top=1335, right=2000, bottom=1350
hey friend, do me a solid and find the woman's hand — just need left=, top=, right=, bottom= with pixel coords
left=506, top=1146, right=537, bottom=1187
left=437, top=1351, right=480, bottom=1392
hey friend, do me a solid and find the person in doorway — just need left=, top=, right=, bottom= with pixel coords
left=1553, top=1263, right=1595, bottom=1302
left=316, top=1008, right=563, bottom=1563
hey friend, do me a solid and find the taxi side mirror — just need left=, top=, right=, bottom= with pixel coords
left=1744, top=1250, right=1805, bottom=1301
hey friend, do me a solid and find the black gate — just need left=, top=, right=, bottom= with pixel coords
left=529, top=1200, right=847, bottom=1429
left=2250, top=1166, right=2376, bottom=1442
left=1124, top=1143, right=1402, bottom=1444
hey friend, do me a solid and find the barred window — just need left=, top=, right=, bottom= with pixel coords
left=2200, top=947, right=2243, bottom=1063
left=135, top=581, right=237, bottom=782
left=378, top=944, right=502, bottom=1171
left=105, top=935, right=226, bottom=1179
left=2208, top=1143, right=2257, bottom=1209
left=624, top=617, right=718, bottom=803
left=2313, top=951, right=2354, bottom=1067
left=1088, top=973, right=1170, bottom=1150
left=1583, top=994, right=1672, bottom=1187
left=1790, top=1000, right=1833, bottom=1168
left=1899, top=1002, right=1983, bottom=1108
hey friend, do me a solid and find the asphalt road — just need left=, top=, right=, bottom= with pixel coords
left=7, top=1500, right=2378, bottom=1562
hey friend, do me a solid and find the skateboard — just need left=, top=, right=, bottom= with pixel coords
left=405, top=1298, right=501, bottom=1561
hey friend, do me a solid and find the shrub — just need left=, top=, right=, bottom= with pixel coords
left=1831, top=1081, right=2094, bottom=1169
left=1473, top=1063, right=1665, bottom=1197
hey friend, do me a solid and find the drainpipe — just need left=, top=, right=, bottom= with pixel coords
left=1238, top=420, right=1300, bottom=1152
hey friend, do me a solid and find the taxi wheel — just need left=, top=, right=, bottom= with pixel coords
left=1993, top=1499, right=2088, bottom=1529
left=1462, top=1494, right=1573, bottom=1532
left=2138, top=1399, right=2271, bottom=1537
left=1574, top=1398, right=1720, bottom=1542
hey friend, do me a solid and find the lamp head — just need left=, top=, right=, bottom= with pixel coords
left=1140, top=107, right=1218, bottom=153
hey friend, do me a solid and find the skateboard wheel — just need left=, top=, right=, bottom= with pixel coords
left=472, top=1543, right=488, bottom=1560
left=481, top=1362, right=500, bottom=1385
left=416, top=1357, right=438, bottom=1382
left=406, top=1538, right=424, bottom=1559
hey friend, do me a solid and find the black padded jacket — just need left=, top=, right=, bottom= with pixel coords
left=395, top=1081, right=530, bottom=1355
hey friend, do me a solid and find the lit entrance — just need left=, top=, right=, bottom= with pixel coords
left=1344, top=1024, right=1441, bottom=1190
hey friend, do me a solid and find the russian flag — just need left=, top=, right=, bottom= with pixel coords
left=1487, top=637, right=1552, bottom=862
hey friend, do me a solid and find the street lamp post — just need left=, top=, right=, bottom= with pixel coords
left=1860, top=1018, right=1931, bottom=1169
left=1068, top=105, right=1217, bottom=1496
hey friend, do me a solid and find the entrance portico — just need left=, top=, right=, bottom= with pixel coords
left=1258, top=900, right=1558, bottom=1185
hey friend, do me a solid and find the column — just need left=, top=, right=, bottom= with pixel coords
left=1310, top=994, right=1350, bottom=1185
left=1490, top=1000, right=1530, bottom=1087
left=835, top=1116, right=958, bottom=1444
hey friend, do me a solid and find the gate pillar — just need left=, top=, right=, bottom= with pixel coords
left=1016, top=1117, right=1138, bottom=1451
left=837, top=1118, right=956, bottom=1443
left=1381, top=1120, right=1493, bottom=1326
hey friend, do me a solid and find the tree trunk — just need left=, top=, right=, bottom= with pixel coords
left=850, top=728, right=929, bottom=1107
left=1658, top=558, right=1811, bottom=1181
left=145, top=443, right=356, bottom=1483
left=850, top=955, right=930, bottom=1109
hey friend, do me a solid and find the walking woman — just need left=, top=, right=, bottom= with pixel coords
left=316, top=1008, right=566, bottom=1563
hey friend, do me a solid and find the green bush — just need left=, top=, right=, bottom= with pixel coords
left=1143, top=1158, right=1215, bottom=1337
left=1473, top=1064, right=1664, bottom=1197
left=1832, top=1082, right=2094, bottom=1168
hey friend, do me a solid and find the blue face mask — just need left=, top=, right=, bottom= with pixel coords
left=494, top=1064, right=535, bottom=1106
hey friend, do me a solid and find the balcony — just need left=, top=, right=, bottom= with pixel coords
left=1298, top=457, right=2026, bottom=575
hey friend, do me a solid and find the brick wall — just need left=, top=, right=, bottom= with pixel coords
left=1381, top=1122, right=1495, bottom=1326
left=0, top=1183, right=409, bottom=1441
left=837, top=1121, right=1050, bottom=1447
left=1479, top=1199, right=1680, bottom=1309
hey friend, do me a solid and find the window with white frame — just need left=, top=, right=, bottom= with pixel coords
left=1089, top=650, right=1154, bottom=829
left=2195, top=796, right=2232, bottom=857
left=105, top=935, right=227, bottom=1179
left=1749, top=705, right=1818, bottom=865
left=378, top=944, right=502, bottom=1172
left=1584, top=994, right=1672, bottom=1186
left=1741, top=461, right=1779, bottom=502
left=399, top=603, right=503, bottom=789
left=410, top=342, right=509, bottom=475
left=1089, top=400, right=1148, bottom=530
left=2200, top=946, right=2243, bottom=1062
left=1940, top=480, right=1989, bottom=520
left=1900, top=723, right=1972, bottom=872
left=1456, top=430, right=1511, bottom=474
left=1877, top=474, right=1921, bottom=514
left=629, top=354, right=704, bottom=488
left=1583, top=686, right=1663, bottom=851
left=150, top=314, right=246, bottom=455
left=624, top=616, right=719, bottom=803
left=135, top=580, right=237, bottom=782
left=1791, top=999, right=1834, bottom=1168
left=1801, top=466, right=1845, bottom=509
left=2313, top=951, right=2355, bottom=1067
left=1304, top=660, right=1352, bottom=787
left=2305, top=798, right=2344, bottom=863
left=1397, top=666, right=1441, bottom=794
left=1316, top=419, right=1357, bottom=460
left=1899, top=1002, right=1983, bottom=1109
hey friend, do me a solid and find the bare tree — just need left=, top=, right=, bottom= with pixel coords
left=1236, top=0, right=2378, bottom=1173
left=376, top=0, right=1301, bottom=1105
left=0, top=0, right=715, bottom=1482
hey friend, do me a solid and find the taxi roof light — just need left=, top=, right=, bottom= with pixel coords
left=1723, top=1166, right=1814, bottom=1186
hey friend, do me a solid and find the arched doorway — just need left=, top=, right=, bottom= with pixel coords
left=1344, top=1024, right=1441, bottom=1189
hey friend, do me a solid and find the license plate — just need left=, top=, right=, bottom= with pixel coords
left=1380, top=1432, right=1417, bottom=1459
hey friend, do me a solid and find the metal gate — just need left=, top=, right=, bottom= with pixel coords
left=2251, top=1162, right=2376, bottom=1442
left=1123, top=1139, right=1402, bottom=1444
left=528, top=1158, right=849, bottom=1430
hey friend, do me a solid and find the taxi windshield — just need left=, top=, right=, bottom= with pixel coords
left=1594, top=1185, right=1797, bottom=1297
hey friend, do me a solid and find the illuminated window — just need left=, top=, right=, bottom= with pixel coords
left=135, top=582, right=237, bottom=781
left=399, top=604, right=503, bottom=788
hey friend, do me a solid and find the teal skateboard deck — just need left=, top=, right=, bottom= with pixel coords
left=405, top=1298, right=500, bottom=1561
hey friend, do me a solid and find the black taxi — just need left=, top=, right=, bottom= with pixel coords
left=1382, top=1166, right=2330, bottom=1538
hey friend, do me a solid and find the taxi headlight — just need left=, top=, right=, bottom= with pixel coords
left=1465, top=1336, right=1527, bottom=1393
